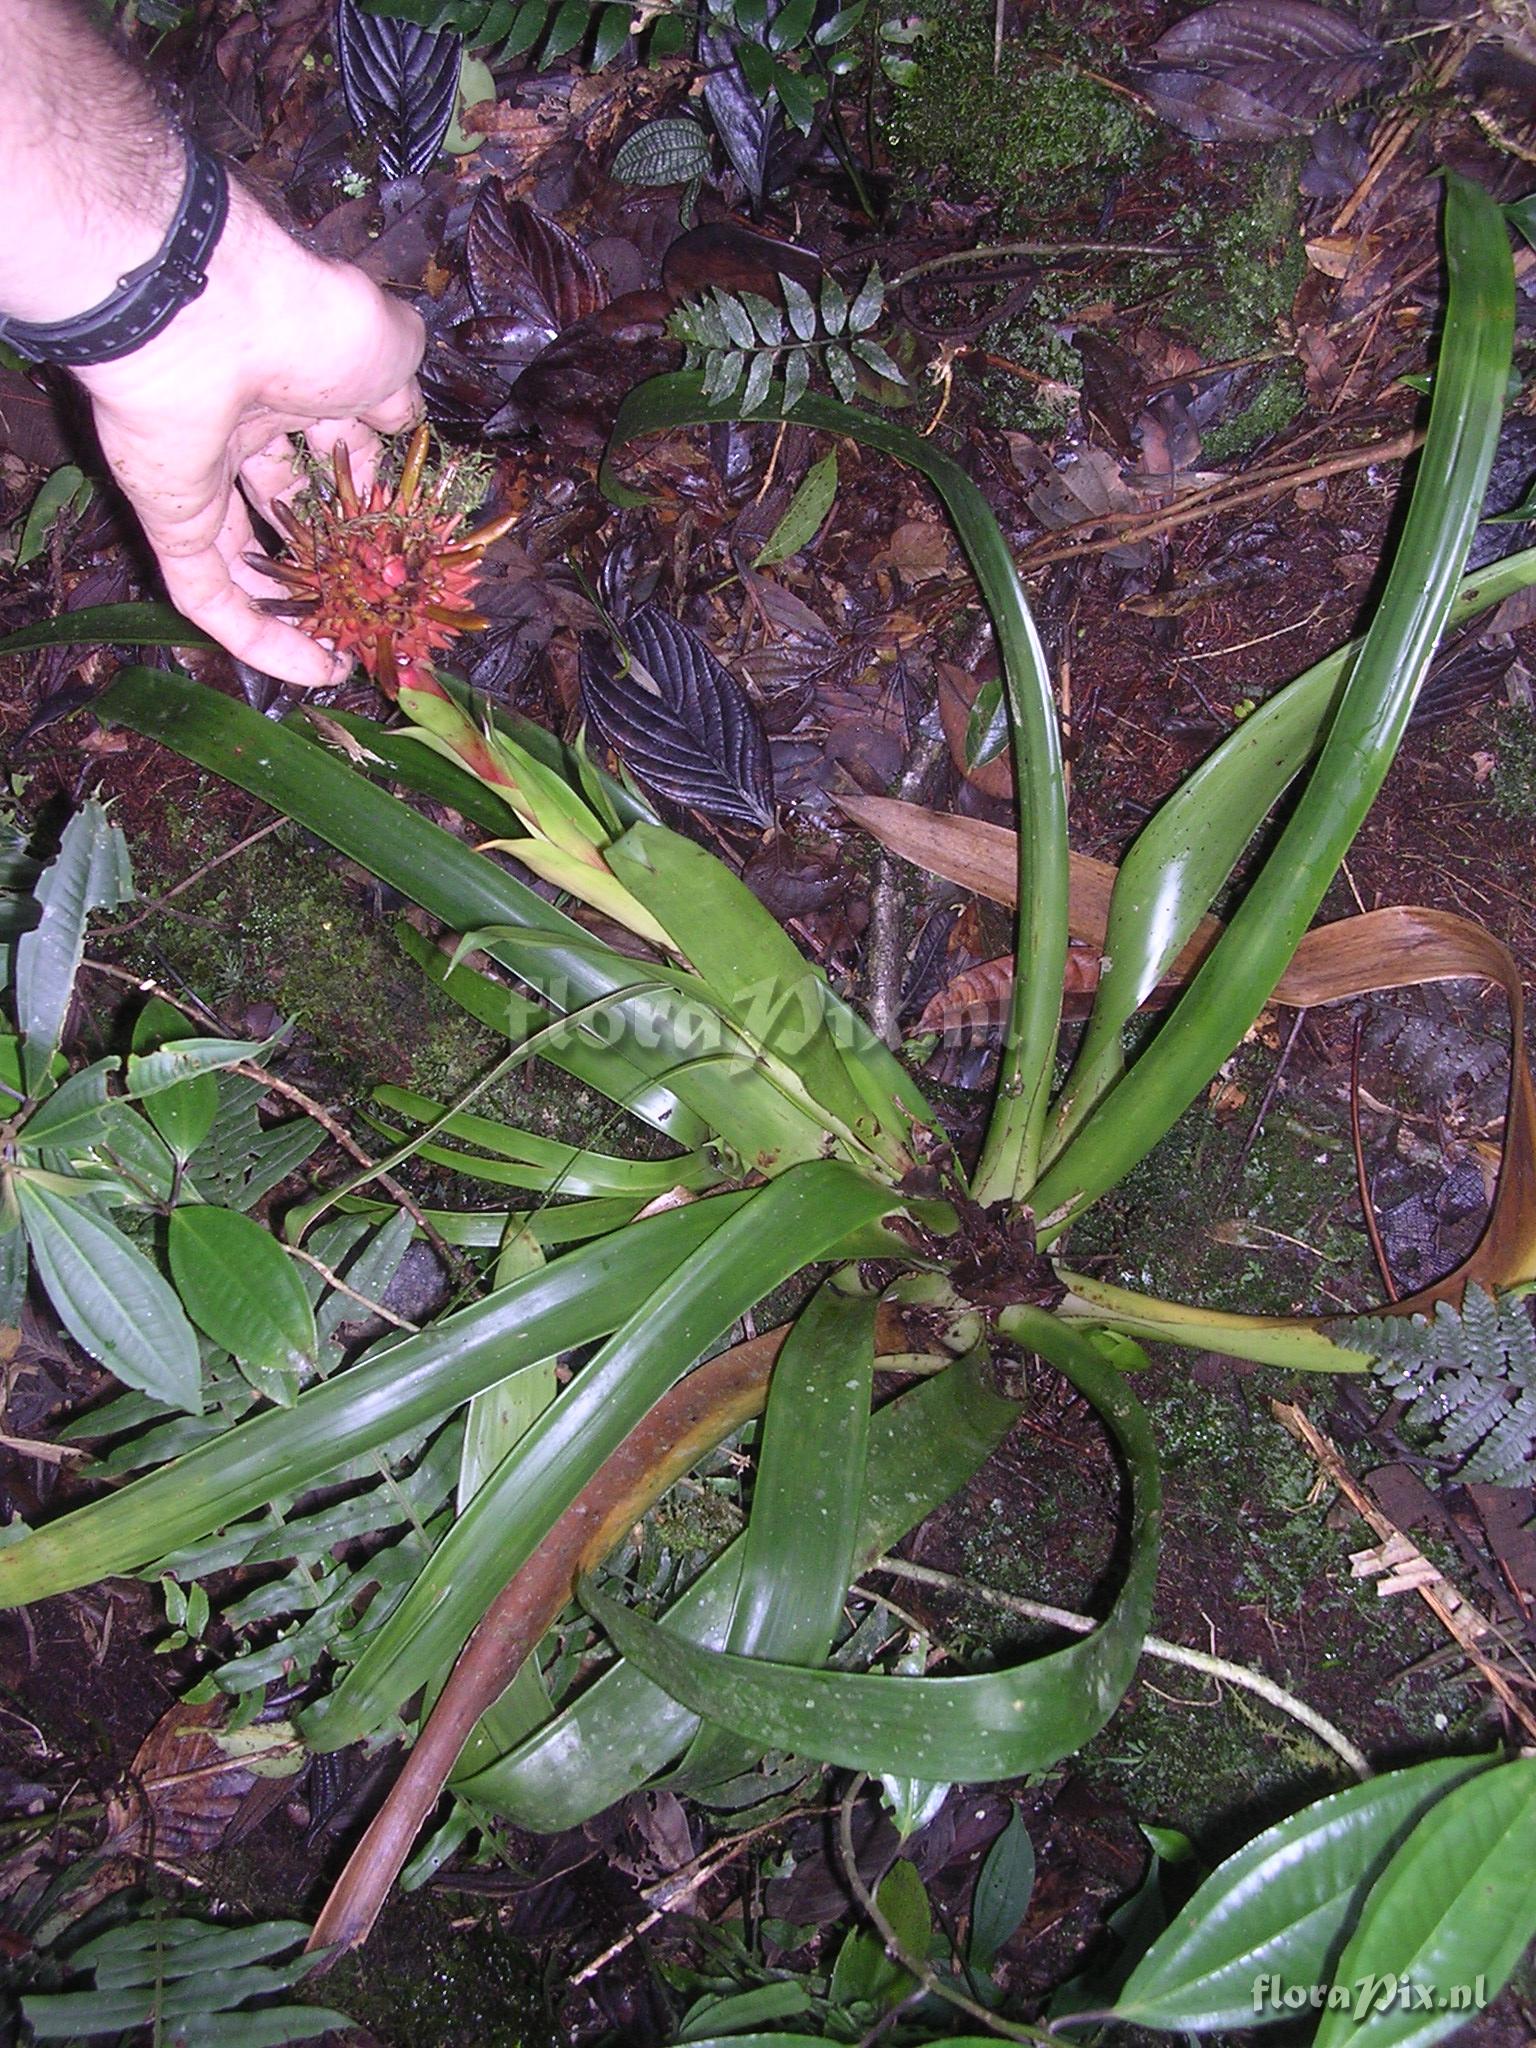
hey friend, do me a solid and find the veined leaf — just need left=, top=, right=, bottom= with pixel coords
left=168, top=1208, right=318, bottom=1397
left=581, top=1308, right=1158, bottom=1781
left=0, top=1195, right=751, bottom=1606
left=1109, top=1756, right=1490, bottom=2031
left=15, top=1178, right=202, bottom=1412
left=14, top=804, right=132, bottom=1095
left=1314, top=1760, right=1536, bottom=2048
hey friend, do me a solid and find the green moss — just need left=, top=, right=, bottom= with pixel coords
left=887, top=2, right=1150, bottom=211
left=1158, top=149, right=1307, bottom=363
left=1200, top=361, right=1306, bottom=462
left=1487, top=705, right=1536, bottom=820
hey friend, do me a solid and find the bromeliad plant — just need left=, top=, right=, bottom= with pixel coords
left=2, top=175, right=1535, bottom=2016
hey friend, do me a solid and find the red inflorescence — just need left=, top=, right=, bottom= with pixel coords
left=257, top=425, right=515, bottom=695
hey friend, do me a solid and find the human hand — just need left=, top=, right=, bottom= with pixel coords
left=75, top=184, right=425, bottom=689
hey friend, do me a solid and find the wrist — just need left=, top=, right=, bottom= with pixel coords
left=0, top=0, right=183, bottom=324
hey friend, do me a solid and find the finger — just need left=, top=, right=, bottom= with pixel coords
left=157, top=502, right=345, bottom=690
left=238, top=434, right=307, bottom=527
left=360, top=375, right=424, bottom=438
left=303, top=414, right=386, bottom=497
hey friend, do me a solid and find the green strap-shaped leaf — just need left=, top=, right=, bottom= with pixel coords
left=607, top=820, right=916, bottom=1168
left=1313, top=1759, right=1536, bottom=2048
left=672, top=1279, right=876, bottom=1788
left=391, top=918, right=703, bottom=1147
left=457, top=1343, right=1019, bottom=1826
left=301, top=1161, right=896, bottom=1748
left=168, top=1207, right=318, bottom=1390
left=1032, top=174, right=1516, bottom=1230
left=1048, top=540, right=1536, bottom=1155
left=369, top=1084, right=721, bottom=1197
left=581, top=1307, right=1158, bottom=1781
left=14, top=804, right=132, bottom=1094
left=0, top=1194, right=750, bottom=1606
left=95, top=671, right=838, bottom=1176
left=1109, top=1756, right=1491, bottom=2031
left=15, top=1178, right=202, bottom=1413
left=0, top=601, right=212, bottom=657
left=601, top=368, right=1066, bottom=1203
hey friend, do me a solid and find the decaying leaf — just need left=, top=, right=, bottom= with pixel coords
left=101, top=1697, right=302, bottom=1877
left=1140, top=0, right=1389, bottom=143
left=581, top=603, right=776, bottom=829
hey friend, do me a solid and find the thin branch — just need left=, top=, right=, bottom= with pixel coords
left=835, top=1774, right=1054, bottom=2045
left=862, top=1556, right=1371, bottom=1779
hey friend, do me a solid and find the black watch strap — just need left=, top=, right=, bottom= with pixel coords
left=0, top=133, right=229, bottom=369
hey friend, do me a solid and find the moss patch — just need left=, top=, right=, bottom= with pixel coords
left=887, top=3, right=1150, bottom=213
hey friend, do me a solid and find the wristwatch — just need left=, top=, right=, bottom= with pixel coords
left=0, top=131, right=229, bottom=369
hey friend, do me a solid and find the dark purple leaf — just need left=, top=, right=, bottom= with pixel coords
left=1140, top=0, right=1387, bottom=141
left=465, top=183, right=605, bottom=335
left=494, top=291, right=675, bottom=447
left=580, top=603, right=776, bottom=829
left=335, top=0, right=461, bottom=181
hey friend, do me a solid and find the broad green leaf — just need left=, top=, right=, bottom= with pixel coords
left=970, top=1804, right=1036, bottom=1975
left=673, top=1280, right=876, bottom=1788
left=96, top=671, right=839, bottom=1177
left=129, top=996, right=221, bottom=1158
left=20, top=1059, right=119, bottom=1148
left=1032, top=174, right=1516, bottom=1229
left=780, top=272, right=817, bottom=341
left=820, top=270, right=849, bottom=334
left=1314, top=1760, right=1536, bottom=2048
left=126, top=1035, right=268, bottom=1101
left=0, top=1227, right=26, bottom=1328
left=753, top=449, right=837, bottom=566
left=825, top=342, right=857, bottom=401
left=0, top=602, right=212, bottom=656
left=14, top=803, right=132, bottom=1094
left=301, top=1162, right=895, bottom=1748
left=14, top=465, right=90, bottom=570
left=602, top=372, right=1067, bottom=1203
left=848, top=262, right=884, bottom=332
left=15, top=1178, right=202, bottom=1412
left=0, top=1194, right=750, bottom=1606
left=782, top=345, right=811, bottom=411
left=457, top=1345, right=1018, bottom=1826
left=1109, top=1756, right=1490, bottom=2031
left=168, top=1208, right=317, bottom=1392
left=679, top=1982, right=813, bottom=2039
left=740, top=290, right=785, bottom=346
left=713, top=287, right=756, bottom=350
left=580, top=1309, right=1158, bottom=1781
